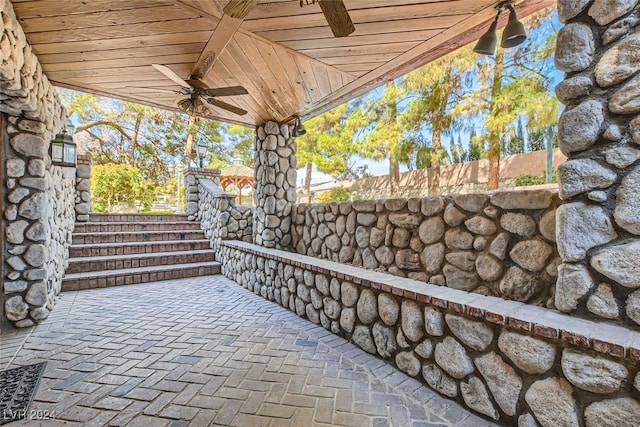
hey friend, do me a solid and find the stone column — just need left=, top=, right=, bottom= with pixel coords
left=555, top=0, right=640, bottom=327
left=253, top=120, right=297, bottom=249
left=184, top=167, right=221, bottom=220
left=75, top=154, right=91, bottom=221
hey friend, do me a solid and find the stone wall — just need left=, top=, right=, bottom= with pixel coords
left=253, top=121, right=297, bottom=249
left=75, top=154, right=91, bottom=221
left=220, top=241, right=640, bottom=426
left=197, top=178, right=252, bottom=258
left=1, top=0, right=72, bottom=328
left=292, top=190, right=561, bottom=309
left=555, top=0, right=640, bottom=328
left=184, top=167, right=221, bottom=220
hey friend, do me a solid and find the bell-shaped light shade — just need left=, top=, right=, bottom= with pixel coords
left=473, top=18, right=499, bottom=56
left=501, top=6, right=527, bottom=48
left=292, top=117, right=306, bottom=137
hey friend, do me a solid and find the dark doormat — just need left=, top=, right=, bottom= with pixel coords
left=0, top=362, right=47, bottom=425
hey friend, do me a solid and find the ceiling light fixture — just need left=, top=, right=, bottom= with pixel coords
left=291, top=116, right=306, bottom=137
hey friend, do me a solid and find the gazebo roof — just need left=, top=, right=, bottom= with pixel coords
left=15, top=0, right=553, bottom=127
left=220, top=164, right=254, bottom=178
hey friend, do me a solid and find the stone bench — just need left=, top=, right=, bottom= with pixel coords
left=220, top=240, right=640, bottom=426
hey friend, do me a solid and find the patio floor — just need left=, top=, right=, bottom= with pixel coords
left=0, top=275, right=496, bottom=427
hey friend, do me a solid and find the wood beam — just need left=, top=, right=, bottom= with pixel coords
left=189, top=0, right=257, bottom=80
left=191, top=14, right=244, bottom=80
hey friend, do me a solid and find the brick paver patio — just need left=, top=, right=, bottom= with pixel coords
left=1, top=276, right=496, bottom=426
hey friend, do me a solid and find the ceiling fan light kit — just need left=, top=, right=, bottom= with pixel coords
left=132, top=0, right=356, bottom=121
left=146, top=64, right=249, bottom=117
left=473, top=1, right=527, bottom=56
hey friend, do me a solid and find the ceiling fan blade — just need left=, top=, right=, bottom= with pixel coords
left=204, top=97, right=247, bottom=116
left=206, top=86, right=248, bottom=97
left=318, top=0, right=355, bottom=38
left=152, top=64, right=191, bottom=88
left=223, top=0, right=258, bottom=19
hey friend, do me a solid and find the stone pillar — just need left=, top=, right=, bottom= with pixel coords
left=75, top=154, right=91, bottom=221
left=253, top=120, right=297, bottom=249
left=555, top=0, right=640, bottom=327
left=184, top=167, right=220, bottom=220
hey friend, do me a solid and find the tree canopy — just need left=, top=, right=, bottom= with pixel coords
left=59, top=89, right=254, bottom=185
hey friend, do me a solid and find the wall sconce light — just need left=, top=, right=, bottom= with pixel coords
left=50, top=119, right=76, bottom=167
left=291, top=116, right=306, bottom=137
left=473, top=1, right=527, bottom=56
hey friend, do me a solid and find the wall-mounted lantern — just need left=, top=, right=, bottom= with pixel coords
left=50, top=119, right=76, bottom=167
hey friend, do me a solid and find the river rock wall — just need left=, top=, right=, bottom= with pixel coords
left=292, top=191, right=561, bottom=309
left=1, top=0, right=71, bottom=328
left=253, top=121, right=297, bottom=249
left=555, top=0, right=640, bottom=329
left=220, top=241, right=640, bottom=426
left=196, top=178, right=252, bottom=259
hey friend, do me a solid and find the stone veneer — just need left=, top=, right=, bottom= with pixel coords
left=293, top=191, right=561, bottom=309
left=196, top=178, right=253, bottom=256
left=220, top=240, right=640, bottom=426
left=1, top=0, right=73, bottom=328
left=184, top=167, right=221, bottom=220
left=253, top=121, right=297, bottom=249
left=555, top=0, right=640, bottom=328
left=74, top=154, right=91, bottom=222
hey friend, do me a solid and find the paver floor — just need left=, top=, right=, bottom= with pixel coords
left=1, top=275, right=497, bottom=427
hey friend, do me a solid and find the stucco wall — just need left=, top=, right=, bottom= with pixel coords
left=311, top=148, right=566, bottom=200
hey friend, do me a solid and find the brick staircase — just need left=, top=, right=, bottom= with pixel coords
left=62, top=213, right=220, bottom=291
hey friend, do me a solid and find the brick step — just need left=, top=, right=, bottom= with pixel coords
left=69, top=239, right=211, bottom=257
left=74, top=221, right=201, bottom=233
left=88, top=213, right=189, bottom=222
left=65, top=249, right=216, bottom=274
left=72, top=230, right=206, bottom=245
left=62, top=262, right=221, bottom=291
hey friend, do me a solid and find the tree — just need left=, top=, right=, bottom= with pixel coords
left=223, top=124, right=254, bottom=166
left=355, top=81, right=410, bottom=197
left=296, top=103, right=361, bottom=201
left=402, top=47, right=476, bottom=194
left=456, top=8, right=560, bottom=190
left=58, top=89, right=227, bottom=183
left=91, top=163, right=154, bottom=212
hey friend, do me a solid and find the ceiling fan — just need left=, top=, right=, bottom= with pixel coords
left=298, top=0, right=355, bottom=37
left=224, top=0, right=354, bottom=38
left=137, top=63, right=249, bottom=117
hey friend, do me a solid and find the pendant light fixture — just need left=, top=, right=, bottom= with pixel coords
left=473, top=1, right=527, bottom=56
left=291, top=116, right=306, bottom=137
left=501, top=2, right=527, bottom=48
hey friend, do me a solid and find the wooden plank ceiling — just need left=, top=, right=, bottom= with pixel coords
left=12, top=0, right=554, bottom=127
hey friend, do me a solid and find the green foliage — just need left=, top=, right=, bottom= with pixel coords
left=402, top=46, right=477, bottom=174
left=91, top=163, right=155, bottom=212
left=297, top=104, right=362, bottom=177
left=514, top=170, right=558, bottom=186
left=58, top=89, right=253, bottom=188
left=315, top=187, right=351, bottom=203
